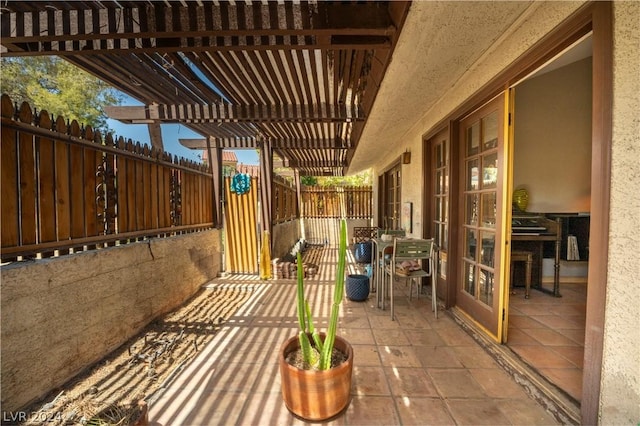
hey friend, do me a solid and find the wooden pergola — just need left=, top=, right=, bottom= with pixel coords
left=1, top=1, right=410, bottom=232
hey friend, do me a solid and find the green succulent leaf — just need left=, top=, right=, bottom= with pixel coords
left=293, top=218, right=347, bottom=370
left=296, top=253, right=306, bottom=333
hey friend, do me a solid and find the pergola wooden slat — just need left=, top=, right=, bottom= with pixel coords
left=1, top=2, right=394, bottom=55
left=1, top=0, right=410, bottom=235
left=2, top=1, right=409, bottom=176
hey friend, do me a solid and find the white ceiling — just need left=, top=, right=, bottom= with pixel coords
left=526, top=34, right=592, bottom=80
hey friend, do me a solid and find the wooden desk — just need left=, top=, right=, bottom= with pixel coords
left=511, top=215, right=562, bottom=297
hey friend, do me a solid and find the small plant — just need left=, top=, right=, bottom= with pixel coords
left=295, top=219, right=347, bottom=370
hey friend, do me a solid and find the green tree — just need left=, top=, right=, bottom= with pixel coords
left=300, top=176, right=318, bottom=186
left=1, top=57, right=121, bottom=131
left=318, top=169, right=372, bottom=187
left=281, top=170, right=371, bottom=187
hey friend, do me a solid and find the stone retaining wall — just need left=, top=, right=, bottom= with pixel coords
left=0, top=230, right=222, bottom=412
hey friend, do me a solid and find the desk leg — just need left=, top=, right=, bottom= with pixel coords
left=553, top=238, right=562, bottom=297
left=524, top=256, right=532, bottom=299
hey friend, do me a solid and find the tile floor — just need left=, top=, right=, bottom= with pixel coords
left=507, top=282, right=587, bottom=402
left=148, top=248, right=562, bottom=425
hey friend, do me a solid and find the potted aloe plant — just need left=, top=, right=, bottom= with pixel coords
left=278, top=219, right=353, bottom=421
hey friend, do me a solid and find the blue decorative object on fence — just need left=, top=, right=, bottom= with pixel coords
left=231, top=173, right=251, bottom=195
left=353, top=241, right=372, bottom=264
left=346, top=274, right=369, bottom=301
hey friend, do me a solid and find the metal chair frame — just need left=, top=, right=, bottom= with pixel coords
left=371, top=229, right=406, bottom=302
left=383, top=238, right=437, bottom=320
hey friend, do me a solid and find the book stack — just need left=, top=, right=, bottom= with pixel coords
left=567, top=235, right=580, bottom=260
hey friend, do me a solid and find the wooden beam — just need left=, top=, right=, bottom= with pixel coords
left=259, top=138, right=273, bottom=243
left=286, top=160, right=348, bottom=169
left=147, top=123, right=164, bottom=150
left=207, top=143, right=223, bottom=229
left=297, top=167, right=345, bottom=177
left=179, top=137, right=349, bottom=150
left=1, top=40, right=391, bottom=56
left=104, top=103, right=365, bottom=124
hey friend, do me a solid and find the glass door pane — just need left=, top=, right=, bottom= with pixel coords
left=481, top=193, right=497, bottom=228
left=482, top=111, right=499, bottom=150
left=456, top=94, right=506, bottom=339
left=430, top=129, right=450, bottom=284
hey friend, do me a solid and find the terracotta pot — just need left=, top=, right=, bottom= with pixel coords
left=133, top=400, right=148, bottom=426
left=279, top=334, right=353, bottom=421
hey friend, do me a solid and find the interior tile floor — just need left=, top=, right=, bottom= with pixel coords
left=148, top=248, right=566, bottom=425
left=507, top=281, right=587, bottom=403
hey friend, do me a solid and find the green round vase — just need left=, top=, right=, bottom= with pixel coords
left=513, top=188, right=529, bottom=211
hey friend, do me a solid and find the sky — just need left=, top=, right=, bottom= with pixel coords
left=106, top=94, right=259, bottom=165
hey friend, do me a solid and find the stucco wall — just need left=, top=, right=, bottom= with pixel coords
left=0, top=230, right=222, bottom=412
left=399, top=158, right=425, bottom=239
left=600, top=2, right=640, bottom=424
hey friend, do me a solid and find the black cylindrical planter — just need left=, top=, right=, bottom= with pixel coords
left=346, top=274, right=370, bottom=301
left=353, top=241, right=372, bottom=264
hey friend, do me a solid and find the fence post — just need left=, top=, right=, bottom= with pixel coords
left=258, top=138, right=273, bottom=247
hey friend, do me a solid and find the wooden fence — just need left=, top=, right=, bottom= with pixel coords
left=272, top=181, right=373, bottom=222
left=1, top=94, right=214, bottom=262
left=273, top=175, right=297, bottom=224
left=1, top=94, right=374, bottom=263
left=301, top=185, right=372, bottom=219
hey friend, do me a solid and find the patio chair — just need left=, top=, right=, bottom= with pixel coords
left=373, top=229, right=406, bottom=307
left=384, top=238, right=437, bottom=321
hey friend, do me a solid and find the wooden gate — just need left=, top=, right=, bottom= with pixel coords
left=224, top=176, right=259, bottom=274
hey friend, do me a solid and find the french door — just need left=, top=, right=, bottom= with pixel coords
left=382, top=164, right=402, bottom=230
left=429, top=128, right=450, bottom=302
left=457, top=94, right=509, bottom=339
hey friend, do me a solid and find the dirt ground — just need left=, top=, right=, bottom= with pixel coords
left=19, top=283, right=254, bottom=426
